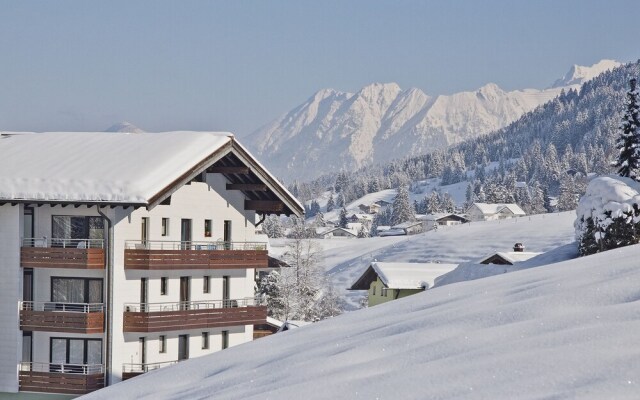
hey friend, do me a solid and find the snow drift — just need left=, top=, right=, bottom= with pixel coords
left=83, top=242, right=640, bottom=400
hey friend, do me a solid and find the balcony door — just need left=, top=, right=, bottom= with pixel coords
left=223, top=220, right=231, bottom=249
left=181, top=219, right=192, bottom=250
left=23, top=207, right=34, bottom=245
left=178, top=335, right=189, bottom=361
left=23, top=269, right=33, bottom=302
left=222, top=276, right=230, bottom=306
left=180, top=277, right=190, bottom=310
left=140, top=278, right=148, bottom=312
left=141, top=217, right=149, bottom=246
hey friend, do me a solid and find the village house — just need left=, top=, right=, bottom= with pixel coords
left=465, top=203, right=526, bottom=222
left=358, top=203, right=381, bottom=214
left=478, top=243, right=541, bottom=265
left=0, top=131, right=303, bottom=396
left=349, top=262, right=458, bottom=306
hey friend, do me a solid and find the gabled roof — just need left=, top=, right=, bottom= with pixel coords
left=392, top=220, right=423, bottom=229
left=420, top=213, right=469, bottom=222
left=468, top=203, right=526, bottom=216
left=0, top=131, right=303, bottom=215
left=350, top=262, right=458, bottom=290
left=478, top=251, right=541, bottom=265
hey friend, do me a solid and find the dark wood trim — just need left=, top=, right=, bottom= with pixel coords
left=208, top=166, right=250, bottom=174
left=244, top=200, right=284, bottom=213
left=124, top=249, right=268, bottom=270
left=226, top=183, right=268, bottom=191
left=20, top=310, right=104, bottom=333
left=19, top=370, right=104, bottom=394
left=123, top=305, right=267, bottom=333
left=21, top=248, right=105, bottom=269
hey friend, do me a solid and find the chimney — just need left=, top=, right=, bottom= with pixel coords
left=513, top=243, right=524, bottom=252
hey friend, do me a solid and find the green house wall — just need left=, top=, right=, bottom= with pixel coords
left=367, top=277, right=423, bottom=307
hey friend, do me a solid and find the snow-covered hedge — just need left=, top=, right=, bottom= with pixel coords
left=575, top=175, right=640, bottom=255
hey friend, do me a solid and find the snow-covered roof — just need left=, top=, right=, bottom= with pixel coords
left=351, top=262, right=458, bottom=290
left=350, top=213, right=373, bottom=221
left=378, top=229, right=406, bottom=237
left=419, top=213, right=468, bottom=222
left=470, top=203, right=526, bottom=216
left=391, top=220, right=423, bottom=229
left=0, top=131, right=304, bottom=215
left=0, top=131, right=231, bottom=203
left=478, top=251, right=541, bottom=265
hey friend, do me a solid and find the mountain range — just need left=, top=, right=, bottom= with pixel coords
left=246, top=59, right=620, bottom=182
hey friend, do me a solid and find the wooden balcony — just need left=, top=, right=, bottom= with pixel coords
left=124, top=240, right=268, bottom=270
left=20, top=301, right=105, bottom=334
left=123, top=298, right=267, bottom=333
left=19, top=362, right=104, bottom=395
left=21, top=238, right=105, bottom=269
left=122, top=360, right=178, bottom=380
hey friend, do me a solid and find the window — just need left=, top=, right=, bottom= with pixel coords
left=221, top=331, right=229, bottom=349
left=161, top=218, right=169, bottom=236
left=141, top=217, right=149, bottom=243
left=202, top=332, right=209, bottom=349
left=204, top=220, right=212, bottom=237
left=372, top=284, right=376, bottom=296
left=160, top=277, right=168, bottom=296
left=203, top=276, right=210, bottom=294
left=51, top=277, right=103, bottom=306
left=51, top=216, right=104, bottom=247
left=50, top=338, right=102, bottom=371
left=159, top=335, right=166, bottom=353
left=382, top=288, right=388, bottom=297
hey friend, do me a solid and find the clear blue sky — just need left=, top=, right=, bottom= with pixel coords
left=0, top=0, right=638, bottom=136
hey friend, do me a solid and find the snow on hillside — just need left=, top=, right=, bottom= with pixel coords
left=83, top=242, right=640, bottom=400
left=248, top=60, right=620, bottom=181
left=275, top=211, right=577, bottom=308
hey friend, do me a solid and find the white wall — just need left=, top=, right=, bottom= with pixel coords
left=110, top=175, right=260, bottom=383
left=0, top=205, right=21, bottom=392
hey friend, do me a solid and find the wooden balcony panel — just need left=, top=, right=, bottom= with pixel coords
left=21, top=247, right=105, bottom=269
left=122, top=372, right=143, bottom=381
left=123, top=305, right=267, bottom=333
left=20, top=310, right=104, bottom=333
left=124, top=249, right=268, bottom=270
left=19, top=371, right=104, bottom=395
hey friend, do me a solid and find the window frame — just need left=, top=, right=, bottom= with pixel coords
left=160, top=277, right=168, bottom=296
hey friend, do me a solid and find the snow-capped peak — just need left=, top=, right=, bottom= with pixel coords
left=104, top=121, right=145, bottom=133
left=551, top=59, right=621, bottom=88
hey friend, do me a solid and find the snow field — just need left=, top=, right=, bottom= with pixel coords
left=82, top=241, right=640, bottom=400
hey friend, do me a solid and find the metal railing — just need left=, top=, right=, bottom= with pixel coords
left=22, top=237, right=105, bottom=249
left=20, top=301, right=105, bottom=313
left=20, top=361, right=104, bottom=375
left=122, top=360, right=179, bottom=373
left=123, top=297, right=264, bottom=313
left=125, top=240, right=267, bottom=251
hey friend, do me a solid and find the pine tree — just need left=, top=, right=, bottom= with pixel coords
left=613, top=78, right=640, bottom=180
left=339, top=207, right=348, bottom=228
left=391, top=185, right=414, bottom=225
left=326, top=192, right=335, bottom=212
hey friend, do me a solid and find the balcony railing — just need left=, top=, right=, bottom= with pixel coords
left=20, top=301, right=105, bottom=333
left=124, top=240, right=268, bottom=270
left=19, top=362, right=105, bottom=395
left=121, top=360, right=178, bottom=380
left=21, top=238, right=105, bottom=269
left=123, top=297, right=267, bottom=332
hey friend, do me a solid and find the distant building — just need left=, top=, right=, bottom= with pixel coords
left=315, top=227, right=357, bottom=239
left=390, top=220, right=424, bottom=235
left=358, top=203, right=381, bottom=214
left=420, top=213, right=469, bottom=227
left=349, top=262, right=458, bottom=306
left=465, top=203, right=526, bottom=222
left=478, top=243, right=541, bottom=265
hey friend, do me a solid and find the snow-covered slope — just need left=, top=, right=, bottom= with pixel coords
left=272, top=211, right=577, bottom=308
left=83, top=242, right=640, bottom=400
left=248, top=60, right=620, bottom=181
